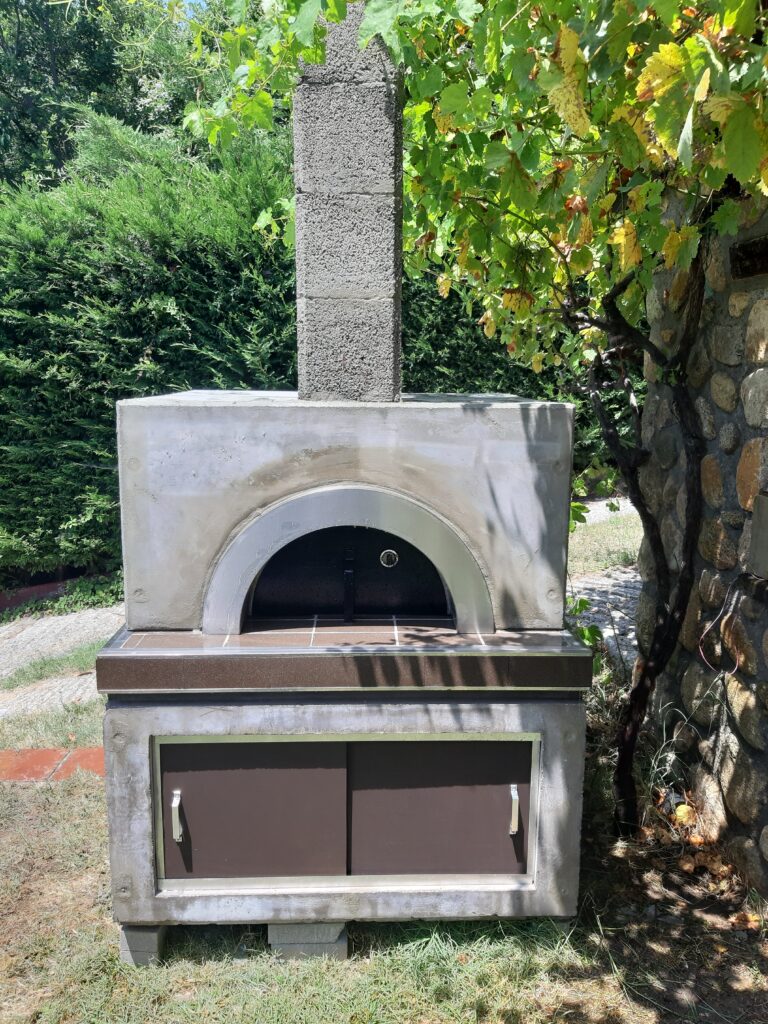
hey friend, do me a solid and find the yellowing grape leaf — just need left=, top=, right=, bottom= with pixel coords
left=556, top=24, right=581, bottom=74
left=609, top=218, right=641, bottom=271
left=694, top=67, right=711, bottom=103
left=456, top=234, right=470, bottom=269
left=636, top=43, right=684, bottom=102
left=548, top=77, right=591, bottom=136
left=433, top=106, right=455, bottom=133
left=704, top=94, right=739, bottom=124
left=662, top=224, right=700, bottom=269
left=531, top=352, right=545, bottom=373
left=478, top=309, right=496, bottom=337
left=437, top=273, right=452, bottom=298
left=577, top=215, right=594, bottom=245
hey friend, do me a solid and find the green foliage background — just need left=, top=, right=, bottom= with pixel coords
left=0, top=116, right=554, bottom=587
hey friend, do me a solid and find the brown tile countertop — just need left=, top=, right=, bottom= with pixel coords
left=96, top=618, right=593, bottom=694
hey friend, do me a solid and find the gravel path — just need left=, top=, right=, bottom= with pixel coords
left=0, top=605, right=123, bottom=679
left=0, top=605, right=123, bottom=720
left=0, top=671, right=99, bottom=720
left=569, top=566, right=642, bottom=680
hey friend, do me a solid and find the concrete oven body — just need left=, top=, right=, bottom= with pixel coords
left=97, top=6, right=591, bottom=964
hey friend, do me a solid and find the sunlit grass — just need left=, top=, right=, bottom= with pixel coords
left=568, top=511, right=644, bottom=577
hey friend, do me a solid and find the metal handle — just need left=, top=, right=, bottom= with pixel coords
left=171, top=789, right=183, bottom=843
left=509, top=784, right=519, bottom=836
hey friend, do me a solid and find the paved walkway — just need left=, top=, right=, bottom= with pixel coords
left=0, top=604, right=123, bottom=677
left=0, top=604, right=122, bottom=720
left=0, top=670, right=101, bottom=720
left=568, top=566, right=642, bottom=681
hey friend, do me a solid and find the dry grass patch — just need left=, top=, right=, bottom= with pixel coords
left=568, top=513, right=644, bottom=577
left=1, top=768, right=766, bottom=1024
left=0, top=697, right=105, bottom=749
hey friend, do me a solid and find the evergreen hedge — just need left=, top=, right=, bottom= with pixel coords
left=0, top=116, right=548, bottom=587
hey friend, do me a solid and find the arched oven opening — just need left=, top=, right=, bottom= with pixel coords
left=247, top=526, right=454, bottom=629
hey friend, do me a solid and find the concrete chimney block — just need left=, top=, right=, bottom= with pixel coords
left=293, top=82, right=401, bottom=195
left=294, top=1, right=402, bottom=402
left=297, top=296, right=401, bottom=401
left=298, top=1, right=395, bottom=85
left=294, top=192, right=400, bottom=300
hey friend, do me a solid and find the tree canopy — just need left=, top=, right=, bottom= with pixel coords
left=175, top=0, right=768, bottom=375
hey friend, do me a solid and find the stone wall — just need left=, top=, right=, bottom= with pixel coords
left=639, top=213, right=768, bottom=893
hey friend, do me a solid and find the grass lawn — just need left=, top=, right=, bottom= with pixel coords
left=1, top=672, right=766, bottom=1024
left=0, top=697, right=105, bottom=749
left=1, top=641, right=104, bottom=693
left=568, top=512, right=644, bottom=577
left=2, top=508, right=767, bottom=1022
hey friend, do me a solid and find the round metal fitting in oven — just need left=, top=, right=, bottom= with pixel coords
left=379, top=549, right=399, bottom=568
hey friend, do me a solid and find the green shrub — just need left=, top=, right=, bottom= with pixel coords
left=0, top=116, right=297, bottom=586
left=0, top=114, right=574, bottom=587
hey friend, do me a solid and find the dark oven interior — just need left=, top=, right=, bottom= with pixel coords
left=249, top=526, right=454, bottom=625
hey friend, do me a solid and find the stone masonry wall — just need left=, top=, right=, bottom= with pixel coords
left=639, top=211, right=768, bottom=893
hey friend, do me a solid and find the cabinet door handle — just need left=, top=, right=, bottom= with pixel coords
left=171, top=789, right=183, bottom=843
left=509, top=784, right=519, bottom=836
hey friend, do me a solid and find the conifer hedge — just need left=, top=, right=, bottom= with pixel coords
left=0, top=116, right=546, bottom=586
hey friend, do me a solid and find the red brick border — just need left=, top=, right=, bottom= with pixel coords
left=0, top=747, right=104, bottom=782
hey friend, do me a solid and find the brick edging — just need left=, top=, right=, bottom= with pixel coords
left=0, top=747, right=104, bottom=781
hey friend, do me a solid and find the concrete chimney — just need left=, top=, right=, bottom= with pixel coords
left=293, top=2, right=402, bottom=401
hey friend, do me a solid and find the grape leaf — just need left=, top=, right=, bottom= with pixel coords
left=239, top=90, right=273, bottom=130
left=293, top=0, right=322, bottom=45
left=440, top=81, right=471, bottom=116
left=609, top=219, right=641, bottom=271
left=226, top=0, right=248, bottom=26
left=359, top=0, right=404, bottom=43
left=417, top=65, right=444, bottom=99
left=547, top=76, right=591, bottom=136
left=723, top=0, right=757, bottom=37
left=485, top=140, right=511, bottom=170
left=710, top=199, right=741, bottom=236
left=636, top=43, right=684, bottom=102
left=500, top=153, right=538, bottom=210
left=678, top=103, right=695, bottom=170
left=653, top=0, right=678, bottom=27
left=722, top=103, right=762, bottom=184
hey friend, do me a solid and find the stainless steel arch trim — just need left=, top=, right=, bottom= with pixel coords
left=202, top=485, right=495, bottom=634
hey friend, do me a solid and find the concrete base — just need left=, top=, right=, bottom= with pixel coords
left=268, top=923, right=348, bottom=959
left=104, top=700, right=587, bottom=926
left=119, top=925, right=167, bottom=965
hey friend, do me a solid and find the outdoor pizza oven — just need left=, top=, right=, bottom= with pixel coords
left=97, top=5, right=592, bottom=965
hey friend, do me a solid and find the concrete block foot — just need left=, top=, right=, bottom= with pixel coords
left=267, top=923, right=348, bottom=959
left=119, top=925, right=167, bottom=965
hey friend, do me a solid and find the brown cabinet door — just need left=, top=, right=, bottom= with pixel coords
left=159, top=742, right=347, bottom=879
left=349, top=741, right=532, bottom=875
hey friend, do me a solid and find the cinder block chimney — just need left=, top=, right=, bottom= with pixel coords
left=293, top=2, right=402, bottom=401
